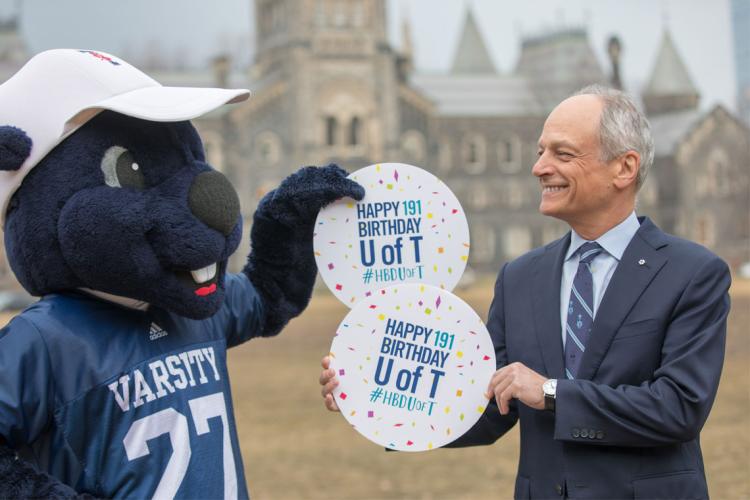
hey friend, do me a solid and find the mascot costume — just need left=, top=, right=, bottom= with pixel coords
left=0, top=49, right=363, bottom=498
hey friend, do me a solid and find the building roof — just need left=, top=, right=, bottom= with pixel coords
left=643, top=31, right=699, bottom=97
left=648, top=107, right=703, bottom=156
left=449, top=9, right=496, bottom=75
left=410, top=73, right=544, bottom=116
left=515, top=28, right=606, bottom=111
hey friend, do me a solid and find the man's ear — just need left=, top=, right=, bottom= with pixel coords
left=0, top=126, right=32, bottom=171
left=613, top=150, right=640, bottom=190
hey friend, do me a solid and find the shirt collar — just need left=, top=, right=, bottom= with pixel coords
left=565, top=211, right=640, bottom=262
left=78, top=288, right=150, bottom=311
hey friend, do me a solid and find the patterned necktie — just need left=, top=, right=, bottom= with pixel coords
left=564, top=241, right=603, bottom=379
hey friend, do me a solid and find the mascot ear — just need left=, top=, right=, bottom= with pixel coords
left=0, top=126, right=32, bottom=171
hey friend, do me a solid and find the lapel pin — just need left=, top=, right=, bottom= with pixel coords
left=638, top=259, right=646, bottom=266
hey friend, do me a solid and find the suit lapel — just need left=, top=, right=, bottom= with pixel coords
left=576, top=217, right=668, bottom=380
left=531, top=234, right=569, bottom=379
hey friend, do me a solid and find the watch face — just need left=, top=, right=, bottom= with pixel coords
left=543, top=379, right=556, bottom=395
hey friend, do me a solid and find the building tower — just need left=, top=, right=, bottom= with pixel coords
left=515, top=28, right=606, bottom=112
left=241, top=0, right=401, bottom=183
left=450, top=8, right=496, bottom=75
left=641, top=31, right=700, bottom=116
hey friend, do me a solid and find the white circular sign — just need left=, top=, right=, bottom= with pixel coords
left=314, top=163, right=470, bottom=307
left=329, top=283, right=496, bottom=452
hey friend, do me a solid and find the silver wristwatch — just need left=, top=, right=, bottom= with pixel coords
left=543, top=379, right=557, bottom=411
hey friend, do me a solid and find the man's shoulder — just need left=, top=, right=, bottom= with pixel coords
left=636, top=219, right=727, bottom=268
left=489, top=236, right=568, bottom=288
left=506, top=236, right=567, bottom=270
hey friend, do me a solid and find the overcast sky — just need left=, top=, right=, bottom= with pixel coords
left=0, top=0, right=739, bottom=112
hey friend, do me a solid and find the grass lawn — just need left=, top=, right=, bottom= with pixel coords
left=1, top=276, right=746, bottom=499
left=228, top=278, right=749, bottom=499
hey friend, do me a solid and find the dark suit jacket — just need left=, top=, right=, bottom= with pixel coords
left=450, top=217, right=731, bottom=499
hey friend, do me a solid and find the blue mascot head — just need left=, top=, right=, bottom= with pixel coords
left=0, top=49, right=251, bottom=319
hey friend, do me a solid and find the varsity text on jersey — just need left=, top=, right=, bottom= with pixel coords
left=107, top=346, right=220, bottom=412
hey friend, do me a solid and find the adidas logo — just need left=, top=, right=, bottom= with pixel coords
left=149, top=322, right=168, bottom=341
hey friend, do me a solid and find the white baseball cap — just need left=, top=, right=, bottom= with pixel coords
left=0, top=48, right=250, bottom=226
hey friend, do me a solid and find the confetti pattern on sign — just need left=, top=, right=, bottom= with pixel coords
left=328, top=283, right=495, bottom=452
left=313, top=163, right=470, bottom=308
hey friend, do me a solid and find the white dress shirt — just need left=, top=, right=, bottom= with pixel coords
left=560, top=211, right=640, bottom=346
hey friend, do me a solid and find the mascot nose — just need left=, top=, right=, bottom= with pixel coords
left=188, top=171, right=241, bottom=236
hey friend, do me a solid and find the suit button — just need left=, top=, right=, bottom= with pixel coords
left=580, top=428, right=589, bottom=438
left=596, top=430, right=604, bottom=440
left=556, top=484, right=563, bottom=496
left=588, top=429, right=596, bottom=439
left=572, top=428, right=580, bottom=438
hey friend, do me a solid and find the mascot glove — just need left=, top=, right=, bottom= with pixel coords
left=253, top=164, right=364, bottom=229
left=244, top=165, right=364, bottom=337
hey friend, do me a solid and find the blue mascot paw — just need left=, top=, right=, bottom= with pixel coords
left=255, top=164, right=365, bottom=228
left=245, top=165, right=364, bottom=336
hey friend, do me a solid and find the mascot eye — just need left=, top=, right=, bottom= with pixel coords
left=101, top=146, right=146, bottom=190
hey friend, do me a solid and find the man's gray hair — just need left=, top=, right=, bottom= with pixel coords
left=574, top=84, right=654, bottom=190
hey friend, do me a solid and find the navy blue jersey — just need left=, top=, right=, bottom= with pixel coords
left=0, top=273, right=264, bottom=499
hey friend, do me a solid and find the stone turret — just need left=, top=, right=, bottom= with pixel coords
left=450, top=8, right=496, bottom=75
left=642, top=31, right=700, bottom=115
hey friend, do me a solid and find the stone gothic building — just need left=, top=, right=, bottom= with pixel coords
left=0, top=1, right=748, bottom=290
left=195, top=0, right=748, bottom=275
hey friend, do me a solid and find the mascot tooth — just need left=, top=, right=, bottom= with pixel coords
left=0, top=49, right=364, bottom=498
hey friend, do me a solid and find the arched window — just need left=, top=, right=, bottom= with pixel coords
left=325, top=116, right=337, bottom=146
left=461, top=134, right=486, bottom=174
left=497, top=135, right=522, bottom=173
left=468, top=142, right=478, bottom=163
left=349, top=116, right=361, bottom=146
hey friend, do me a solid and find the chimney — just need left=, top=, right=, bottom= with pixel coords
left=607, top=36, right=622, bottom=90
left=212, top=54, right=230, bottom=88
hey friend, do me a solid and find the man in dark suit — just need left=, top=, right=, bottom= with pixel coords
left=320, top=85, right=731, bottom=499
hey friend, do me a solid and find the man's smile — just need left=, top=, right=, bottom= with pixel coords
left=541, top=183, right=570, bottom=196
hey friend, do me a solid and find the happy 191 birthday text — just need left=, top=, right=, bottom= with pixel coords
left=357, top=201, right=424, bottom=284
left=371, top=317, right=455, bottom=415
